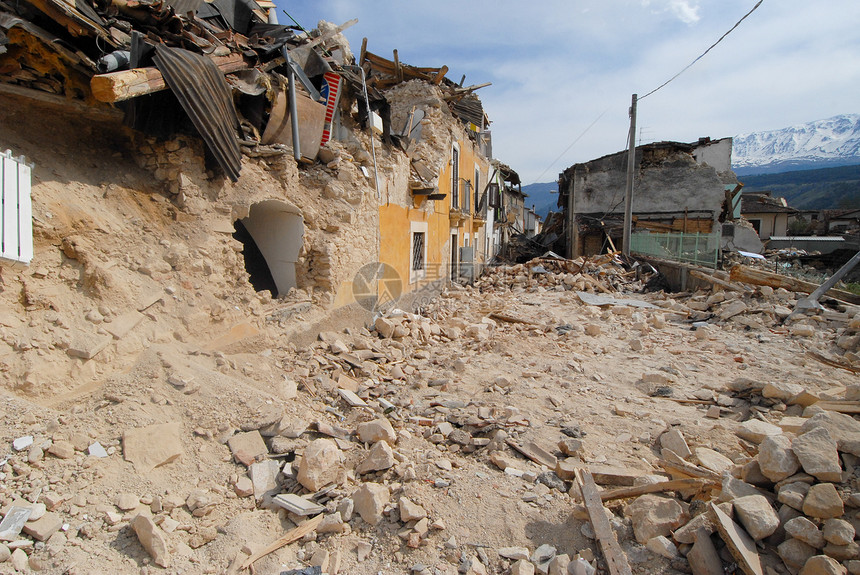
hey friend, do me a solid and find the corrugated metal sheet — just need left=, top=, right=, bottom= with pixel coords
left=153, top=45, right=242, bottom=181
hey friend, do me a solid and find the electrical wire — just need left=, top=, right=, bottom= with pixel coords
left=639, top=0, right=763, bottom=101
left=529, top=108, right=608, bottom=185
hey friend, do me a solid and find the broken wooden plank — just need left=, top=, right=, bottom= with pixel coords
left=657, top=456, right=722, bottom=483
left=599, top=478, right=714, bottom=503
left=336, top=387, right=369, bottom=408
left=576, top=470, right=633, bottom=575
left=806, top=351, right=860, bottom=375
left=240, top=513, right=323, bottom=570
left=709, top=502, right=763, bottom=575
left=812, top=399, right=860, bottom=414
left=90, top=53, right=246, bottom=103
left=729, top=264, right=860, bottom=305
left=505, top=439, right=557, bottom=469
left=431, top=65, right=448, bottom=84
left=689, top=269, right=750, bottom=293
left=488, top=312, right=538, bottom=326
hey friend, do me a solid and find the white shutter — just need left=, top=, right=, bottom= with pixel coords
left=1, top=150, right=33, bottom=267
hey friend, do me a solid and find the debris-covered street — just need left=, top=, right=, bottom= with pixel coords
left=2, top=246, right=860, bottom=574
left=2, top=0, right=860, bottom=573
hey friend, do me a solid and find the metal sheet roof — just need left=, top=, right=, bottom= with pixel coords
left=153, top=45, right=242, bottom=181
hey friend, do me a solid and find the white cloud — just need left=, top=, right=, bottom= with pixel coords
left=669, top=0, right=701, bottom=24
left=276, top=0, right=860, bottom=184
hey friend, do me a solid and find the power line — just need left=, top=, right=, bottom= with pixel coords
left=529, top=108, right=609, bottom=185
left=639, top=0, right=763, bottom=101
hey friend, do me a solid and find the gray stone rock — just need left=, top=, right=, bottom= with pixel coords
left=823, top=518, right=856, bottom=546
left=804, top=483, right=845, bottom=519
left=627, top=495, right=689, bottom=544
left=356, top=418, right=397, bottom=445
left=297, top=439, right=343, bottom=491
left=353, top=483, right=390, bottom=525
left=801, top=412, right=860, bottom=457
left=779, top=481, right=812, bottom=511
left=779, top=538, right=818, bottom=571
left=733, top=495, right=780, bottom=540
left=660, top=429, right=692, bottom=459
left=131, top=514, right=170, bottom=568
left=793, top=427, right=843, bottom=483
left=785, top=516, right=826, bottom=549
left=356, top=440, right=396, bottom=475
left=799, top=555, right=848, bottom=575
left=758, top=434, right=800, bottom=482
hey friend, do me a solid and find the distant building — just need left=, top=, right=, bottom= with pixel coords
left=740, top=191, right=797, bottom=240
left=557, top=137, right=736, bottom=258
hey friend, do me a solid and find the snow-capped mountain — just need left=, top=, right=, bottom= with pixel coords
left=733, top=114, right=860, bottom=175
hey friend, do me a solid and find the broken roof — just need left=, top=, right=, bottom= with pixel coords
left=741, top=192, right=797, bottom=214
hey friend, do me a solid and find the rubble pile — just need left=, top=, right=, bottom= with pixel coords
left=1, top=249, right=860, bottom=574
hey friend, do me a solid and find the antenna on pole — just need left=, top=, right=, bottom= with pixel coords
left=622, top=93, right=637, bottom=256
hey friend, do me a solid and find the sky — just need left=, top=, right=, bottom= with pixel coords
left=275, top=1, right=860, bottom=185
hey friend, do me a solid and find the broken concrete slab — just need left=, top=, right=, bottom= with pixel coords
left=226, top=430, right=267, bottom=466
left=710, top=502, right=763, bottom=575
left=273, top=494, right=325, bottom=516
left=123, top=422, right=184, bottom=472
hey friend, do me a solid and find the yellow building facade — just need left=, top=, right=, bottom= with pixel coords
left=378, top=133, right=490, bottom=305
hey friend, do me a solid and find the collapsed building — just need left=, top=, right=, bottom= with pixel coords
left=0, top=0, right=514, bottom=328
left=557, top=137, right=740, bottom=262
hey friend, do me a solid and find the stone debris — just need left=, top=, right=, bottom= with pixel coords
left=131, top=514, right=171, bottom=568
left=0, top=221, right=858, bottom=575
left=123, top=422, right=184, bottom=471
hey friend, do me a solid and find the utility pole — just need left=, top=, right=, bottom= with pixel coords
left=622, top=93, right=637, bottom=256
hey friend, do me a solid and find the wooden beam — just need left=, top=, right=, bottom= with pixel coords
left=393, top=49, right=403, bottom=83
left=729, top=264, right=860, bottom=305
left=0, top=83, right=122, bottom=121
left=599, top=478, right=714, bottom=502
left=656, top=457, right=722, bottom=483
left=432, top=65, right=448, bottom=84
left=807, top=351, right=860, bottom=375
left=90, top=53, right=246, bottom=103
left=359, top=37, right=367, bottom=66
left=576, top=470, right=633, bottom=575
left=240, top=513, right=323, bottom=570
left=688, top=269, right=750, bottom=293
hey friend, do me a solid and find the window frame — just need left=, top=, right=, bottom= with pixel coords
left=409, top=221, right=429, bottom=284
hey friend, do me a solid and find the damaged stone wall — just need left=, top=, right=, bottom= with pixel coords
left=565, top=145, right=731, bottom=217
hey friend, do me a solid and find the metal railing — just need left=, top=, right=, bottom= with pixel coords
left=629, top=231, right=720, bottom=268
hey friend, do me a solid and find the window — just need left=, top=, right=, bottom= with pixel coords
left=409, top=221, right=428, bottom=283
left=462, top=179, right=470, bottom=213
left=412, top=232, right=425, bottom=271
left=451, top=144, right=460, bottom=209
left=474, top=166, right=480, bottom=215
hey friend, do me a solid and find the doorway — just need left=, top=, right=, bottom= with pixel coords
left=233, top=200, right=304, bottom=298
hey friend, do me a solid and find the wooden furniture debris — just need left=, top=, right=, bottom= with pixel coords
left=729, top=264, right=860, bottom=305
left=709, top=503, right=763, bottom=575
left=240, top=513, right=323, bottom=570
left=599, top=478, right=714, bottom=503
left=575, top=469, right=633, bottom=575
